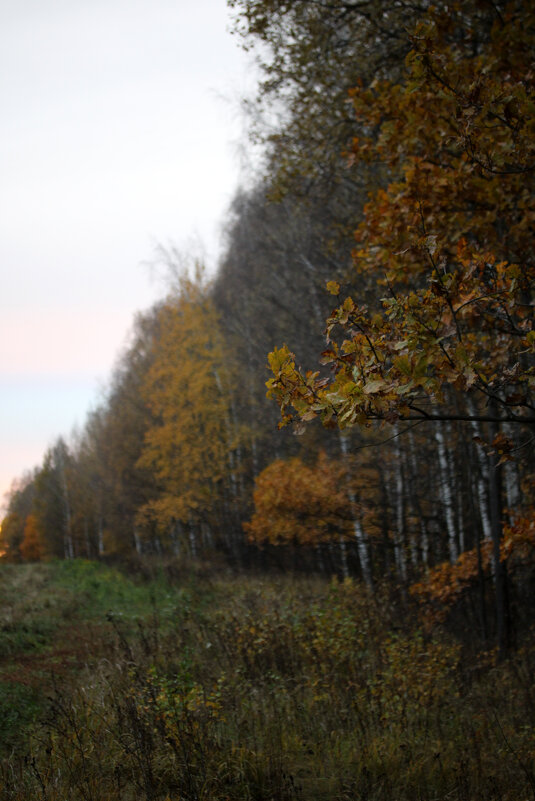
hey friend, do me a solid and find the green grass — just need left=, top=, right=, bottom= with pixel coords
left=0, top=559, right=187, bottom=756
left=1, top=562, right=534, bottom=800
left=0, top=682, right=42, bottom=750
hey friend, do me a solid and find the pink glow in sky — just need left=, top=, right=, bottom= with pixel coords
left=0, top=0, right=255, bottom=512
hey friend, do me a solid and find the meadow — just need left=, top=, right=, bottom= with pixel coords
left=0, top=558, right=534, bottom=800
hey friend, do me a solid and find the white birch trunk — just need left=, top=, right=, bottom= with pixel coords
left=420, top=518, right=429, bottom=567
left=188, top=518, right=198, bottom=559
left=339, top=434, right=373, bottom=588
left=133, top=527, right=142, bottom=555
left=434, top=424, right=458, bottom=563
left=466, top=400, right=493, bottom=542
left=391, top=427, right=407, bottom=582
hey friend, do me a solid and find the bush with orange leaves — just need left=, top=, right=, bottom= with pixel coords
left=244, top=452, right=353, bottom=547
left=411, top=511, right=535, bottom=626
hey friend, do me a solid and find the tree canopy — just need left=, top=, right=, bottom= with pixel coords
left=267, top=2, right=534, bottom=435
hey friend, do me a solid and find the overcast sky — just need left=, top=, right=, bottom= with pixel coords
left=1, top=0, right=255, bottom=511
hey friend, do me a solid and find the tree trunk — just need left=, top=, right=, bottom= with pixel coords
left=391, top=428, right=407, bottom=583
left=339, top=434, right=373, bottom=589
left=434, top=423, right=458, bottom=563
left=488, top=407, right=512, bottom=659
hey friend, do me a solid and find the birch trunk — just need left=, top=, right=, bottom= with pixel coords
left=339, top=434, right=373, bottom=589
left=391, top=427, right=407, bottom=582
left=434, top=423, right=458, bottom=563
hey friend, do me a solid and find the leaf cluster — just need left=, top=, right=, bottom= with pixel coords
left=267, top=1, right=535, bottom=431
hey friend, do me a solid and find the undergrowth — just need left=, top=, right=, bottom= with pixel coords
left=0, top=561, right=534, bottom=800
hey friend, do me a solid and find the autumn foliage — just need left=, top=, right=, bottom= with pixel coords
left=135, top=273, right=242, bottom=542
left=411, top=510, right=535, bottom=625
left=244, top=453, right=351, bottom=546
left=267, top=3, right=534, bottom=430
left=19, top=514, right=46, bottom=562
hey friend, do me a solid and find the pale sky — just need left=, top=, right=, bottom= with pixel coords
left=0, top=0, right=254, bottom=511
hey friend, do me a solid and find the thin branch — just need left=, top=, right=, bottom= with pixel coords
left=404, top=407, right=535, bottom=425
left=349, top=420, right=426, bottom=450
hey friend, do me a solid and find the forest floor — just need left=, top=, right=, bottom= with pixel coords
left=0, top=558, right=534, bottom=800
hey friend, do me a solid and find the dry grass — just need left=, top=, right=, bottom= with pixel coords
left=0, top=561, right=534, bottom=800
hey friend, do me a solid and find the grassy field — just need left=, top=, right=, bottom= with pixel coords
left=0, top=559, right=534, bottom=800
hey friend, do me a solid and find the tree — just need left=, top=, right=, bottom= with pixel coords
left=267, top=3, right=534, bottom=431
left=19, top=514, right=46, bottom=561
left=265, top=1, right=534, bottom=656
left=88, top=308, right=161, bottom=556
left=245, top=452, right=351, bottom=547
left=213, top=183, right=346, bottom=483
left=0, top=472, right=37, bottom=560
left=229, top=0, right=418, bottom=207
left=135, top=271, right=245, bottom=558
left=33, top=439, right=75, bottom=559
left=245, top=450, right=380, bottom=583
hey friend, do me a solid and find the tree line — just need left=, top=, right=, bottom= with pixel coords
left=2, top=0, right=534, bottom=655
